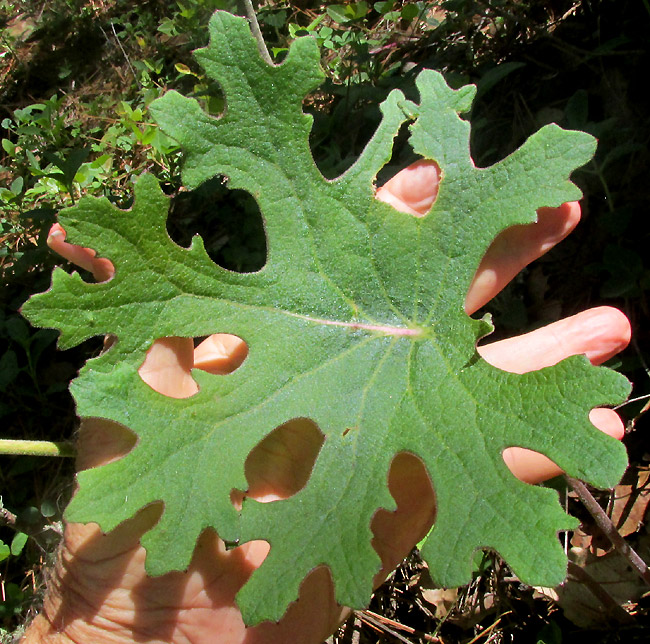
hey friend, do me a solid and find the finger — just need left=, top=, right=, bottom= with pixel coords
left=193, top=334, right=249, bottom=375
left=375, top=160, right=441, bottom=217
left=465, top=202, right=581, bottom=314
left=47, top=223, right=115, bottom=282
left=503, top=409, right=625, bottom=484
left=138, top=337, right=198, bottom=398
left=477, top=306, right=631, bottom=373
left=375, top=163, right=582, bottom=316
left=478, top=307, right=631, bottom=484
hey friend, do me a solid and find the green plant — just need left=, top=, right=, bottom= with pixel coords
left=270, top=1, right=435, bottom=84
left=21, top=10, right=629, bottom=627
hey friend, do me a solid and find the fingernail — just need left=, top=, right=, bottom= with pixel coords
left=47, top=230, right=64, bottom=244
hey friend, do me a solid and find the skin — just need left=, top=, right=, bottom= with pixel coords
left=23, top=161, right=631, bottom=643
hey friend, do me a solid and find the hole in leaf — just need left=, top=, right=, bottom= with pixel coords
left=139, top=337, right=199, bottom=399
left=167, top=177, right=267, bottom=272
left=244, top=418, right=324, bottom=503
left=76, top=417, right=137, bottom=471
left=76, top=255, right=115, bottom=284
left=502, top=414, right=621, bottom=486
left=375, top=159, right=442, bottom=218
left=502, top=446, right=561, bottom=485
left=248, top=565, right=338, bottom=640
left=193, top=334, right=248, bottom=375
left=138, top=335, right=249, bottom=399
left=243, top=540, right=272, bottom=571
left=371, top=452, right=436, bottom=581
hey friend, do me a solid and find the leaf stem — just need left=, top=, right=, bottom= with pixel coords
left=0, top=439, right=76, bottom=458
left=566, top=561, right=636, bottom=624
left=566, top=476, right=650, bottom=587
left=237, top=0, right=273, bottom=66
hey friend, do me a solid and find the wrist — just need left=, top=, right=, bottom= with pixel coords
left=21, top=510, right=159, bottom=644
left=20, top=419, right=164, bottom=644
left=21, top=615, right=73, bottom=644
left=20, top=527, right=127, bottom=644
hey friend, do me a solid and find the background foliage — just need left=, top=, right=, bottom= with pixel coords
left=1, top=0, right=649, bottom=641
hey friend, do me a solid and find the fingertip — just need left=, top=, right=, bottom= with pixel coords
left=563, top=200, right=582, bottom=227
left=48, top=222, right=65, bottom=238
left=239, top=539, right=271, bottom=569
left=537, top=200, right=581, bottom=221
left=47, top=223, right=66, bottom=250
left=589, top=407, right=625, bottom=440
left=193, top=334, right=248, bottom=374
left=583, top=306, right=632, bottom=365
left=502, top=447, right=561, bottom=484
left=539, top=200, right=581, bottom=227
left=92, top=257, right=116, bottom=283
left=556, top=200, right=581, bottom=239
left=376, top=160, right=441, bottom=217
left=403, top=160, right=441, bottom=204
left=608, top=305, right=632, bottom=347
left=465, top=201, right=582, bottom=314
left=503, top=408, right=625, bottom=484
left=533, top=200, right=581, bottom=252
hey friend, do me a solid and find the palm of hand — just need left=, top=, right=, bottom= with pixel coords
left=26, top=162, right=629, bottom=644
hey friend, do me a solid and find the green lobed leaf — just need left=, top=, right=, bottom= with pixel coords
left=22, top=11, right=629, bottom=626
left=0, top=541, right=9, bottom=563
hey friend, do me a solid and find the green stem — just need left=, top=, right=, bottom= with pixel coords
left=0, top=439, right=76, bottom=458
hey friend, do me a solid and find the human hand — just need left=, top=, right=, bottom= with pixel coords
left=24, top=164, right=630, bottom=643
